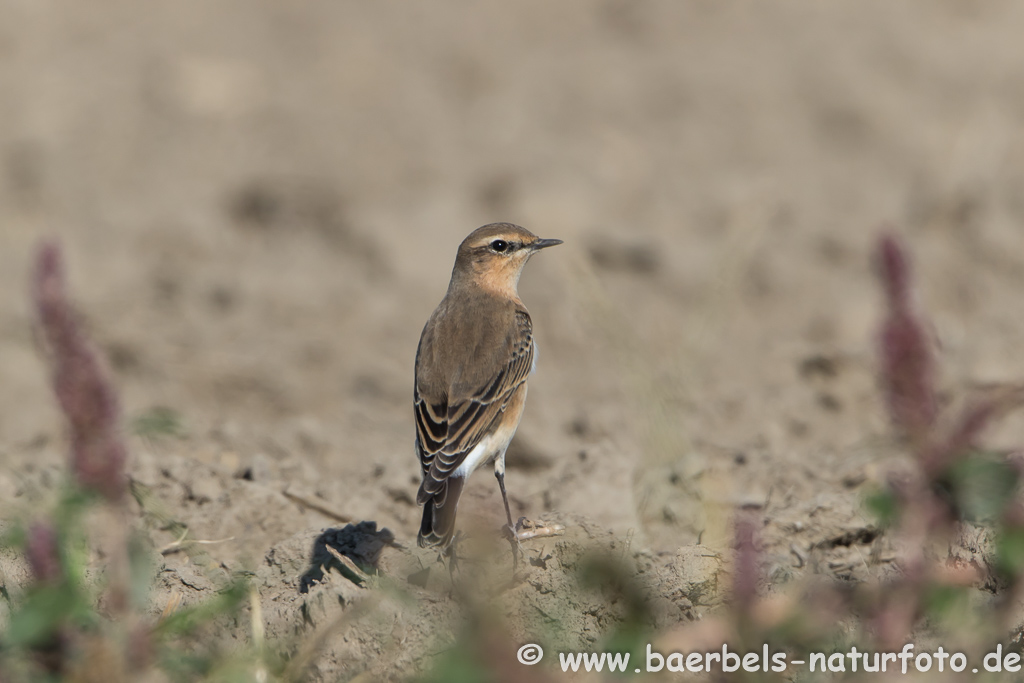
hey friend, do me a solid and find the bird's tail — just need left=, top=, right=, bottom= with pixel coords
left=417, top=476, right=465, bottom=549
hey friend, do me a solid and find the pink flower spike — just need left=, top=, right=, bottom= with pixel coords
left=876, top=233, right=937, bottom=444
left=26, top=522, right=61, bottom=584
left=32, top=242, right=127, bottom=502
left=733, top=513, right=760, bottom=613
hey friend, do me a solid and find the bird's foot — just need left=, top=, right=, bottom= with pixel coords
left=499, top=518, right=566, bottom=575
left=500, top=522, right=525, bottom=574
left=442, top=532, right=467, bottom=582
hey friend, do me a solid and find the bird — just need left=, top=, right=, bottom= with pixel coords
left=414, top=223, right=562, bottom=571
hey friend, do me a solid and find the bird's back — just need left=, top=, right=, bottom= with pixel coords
left=415, top=286, right=527, bottom=405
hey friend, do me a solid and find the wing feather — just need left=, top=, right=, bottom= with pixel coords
left=415, top=310, right=533, bottom=500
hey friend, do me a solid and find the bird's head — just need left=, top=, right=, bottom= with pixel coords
left=452, top=223, right=562, bottom=297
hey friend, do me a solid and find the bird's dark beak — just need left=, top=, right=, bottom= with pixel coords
left=531, top=238, right=564, bottom=251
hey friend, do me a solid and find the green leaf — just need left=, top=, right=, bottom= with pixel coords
left=945, top=454, right=1019, bottom=523
left=865, top=489, right=899, bottom=527
left=129, top=531, right=156, bottom=609
left=156, top=580, right=248, bottom=637
left=924, top=583, right=969, bottom=618
left=996, top=527, right=1024, bottom=576
left=133, top=407, right=186, bottom=439
left=5, top=583, right=90, bottom=647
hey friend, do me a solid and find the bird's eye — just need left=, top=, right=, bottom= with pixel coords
left=490, top=239, right=509, bottom=253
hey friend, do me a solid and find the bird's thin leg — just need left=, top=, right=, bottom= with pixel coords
left=494, top=461, right=523, bottom=573
left=444, top=533, right=461, bottom=583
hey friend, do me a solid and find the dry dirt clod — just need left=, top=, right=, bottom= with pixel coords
left=514, top=518, right=566, bottom=541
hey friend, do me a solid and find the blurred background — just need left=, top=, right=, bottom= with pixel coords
left=3, top=0, right=1024, bottom=572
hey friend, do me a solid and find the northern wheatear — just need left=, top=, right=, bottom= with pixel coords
left=415, top=223, right=562, bottom=569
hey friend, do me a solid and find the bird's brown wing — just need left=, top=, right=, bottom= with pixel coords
left=415, top=309, right=533, bottom=506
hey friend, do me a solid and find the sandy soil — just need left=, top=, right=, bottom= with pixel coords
left=3, top=1, right=1024, bottom=679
